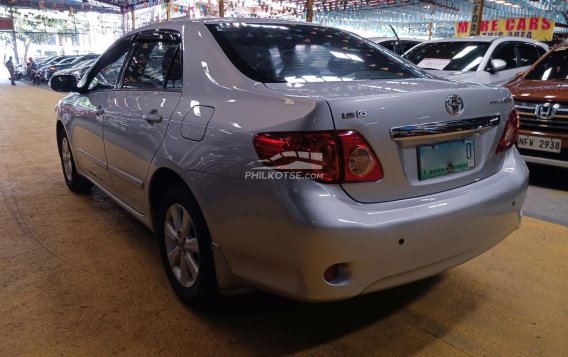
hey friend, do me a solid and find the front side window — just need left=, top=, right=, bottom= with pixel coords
left=517, top=44, right=540, bottom=67
left=491, top=43, right=517, bottom=70
left=86, top=41, right=133, bottom=91
left=405, top=41, right=490, bottom=71
left=122, top=41, right=182, bottom=90
left=206, top=23, right=424, bottom=83
left=525, top=45, right=568, bottom=81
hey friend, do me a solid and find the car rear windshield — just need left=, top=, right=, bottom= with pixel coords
left=404, top=41, right=490, bottom=71
left=205, top=22, right=425, bottom=83
left=524, top=45, right=568, bottom=81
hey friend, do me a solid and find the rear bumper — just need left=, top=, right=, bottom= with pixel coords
left=185, top=147, right=529, bottom=302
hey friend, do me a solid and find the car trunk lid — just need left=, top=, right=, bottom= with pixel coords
left=265, top=79, right=514, bottom=203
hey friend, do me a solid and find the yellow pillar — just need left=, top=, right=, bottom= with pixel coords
left=470, top=0, right=485, bottom=36
left=131, top=6, right=135, bottom=30
left=218, top=0, right=224, bottom=17
left=166, top=0, right=171, bottom=20
left=305, top=0, right=314, bottom=23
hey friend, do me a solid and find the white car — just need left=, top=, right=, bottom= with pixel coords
left=404, top=36, right=548, bottom=86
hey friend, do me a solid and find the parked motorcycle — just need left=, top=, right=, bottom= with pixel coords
left=30, top=68, right=42, bottom=85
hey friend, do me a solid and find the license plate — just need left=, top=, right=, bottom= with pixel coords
left=418, top=139, right=475, bottom=180
left=517, top=135, right=561, bottom=153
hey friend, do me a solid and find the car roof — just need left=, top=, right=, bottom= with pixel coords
left=426, top=36, right=544, bottom=44
left=138, top=17, right=325, bottom=31
left=368, top=37, right=424, bottom=43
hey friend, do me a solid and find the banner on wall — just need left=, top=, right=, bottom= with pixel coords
left=0, top=17, right=14, bottom=31
left=455, top=17, right=555, bottom=41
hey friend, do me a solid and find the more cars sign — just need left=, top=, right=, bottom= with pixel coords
left=0, top=17, right=14, bottom=31
left=455, top=17, right=555, bottom=41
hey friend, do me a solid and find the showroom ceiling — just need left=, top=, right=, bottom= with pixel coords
left=0, top=0, right=567, bottom=18
left=0, top=0, right=121, bottom=13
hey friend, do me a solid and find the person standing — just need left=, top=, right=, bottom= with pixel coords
left=5, top=56, right=16, bottom=86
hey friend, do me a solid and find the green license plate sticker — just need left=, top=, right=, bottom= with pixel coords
left=418, top=138, right=475, bottom=180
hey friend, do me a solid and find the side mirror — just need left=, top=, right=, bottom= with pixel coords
left=488, top=59, right=507, bottom=74
left=50, top=74, right=79, bottom=92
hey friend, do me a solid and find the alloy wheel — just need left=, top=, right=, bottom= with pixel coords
left=164, top=203, right=200, bottom=288
left=61, top=137, right=73, bottom=182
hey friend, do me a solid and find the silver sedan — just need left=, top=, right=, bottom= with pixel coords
left=50, top=19, right=528, bottom=303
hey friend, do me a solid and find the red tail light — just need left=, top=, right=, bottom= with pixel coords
left=253, top=131, right=382, bottom=183
left=338, top=131, right=383, bottom=182
left=496, top=108, right=520, bottom=154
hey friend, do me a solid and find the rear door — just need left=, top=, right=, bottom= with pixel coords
left=102, top=30, right=183, bottom=213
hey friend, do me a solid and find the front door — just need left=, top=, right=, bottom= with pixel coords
left=70, top=39, right=134, bottom=188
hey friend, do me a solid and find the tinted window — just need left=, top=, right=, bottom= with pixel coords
left=122, top=41, right=181, bottom=90
left=517, top=44, right=540, bottom=67
left=206, top=23, right=424, bottom=83
left=491, top=43, right=517, bottom=70
left=401, top=40, right=422, bottom=52
left=87, top=42, right=133, bottom=91
left=405, top=41, right=490, bottom=71
left=376, top=40, right=419, bottom=54
left=164, top=47, right=182, bottom=89
left=525, top=45, right=568, bottom=81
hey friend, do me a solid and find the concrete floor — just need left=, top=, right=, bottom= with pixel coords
left=1, top=80, right=567, bottom=356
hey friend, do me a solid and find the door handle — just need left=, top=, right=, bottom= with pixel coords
left=143, top=109, right=163, bottom=124
left=95, top=105, right=104, bottom=116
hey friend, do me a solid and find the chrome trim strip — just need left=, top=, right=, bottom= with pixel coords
left=519, top=112, right=568, bottom=120
left=515, top=102, right=568, bottom=114
left=108, top=165, right=144, bottom=189
left=521, top=155, right=568, bottom=169
left=75, top=148, right=107, bottom=169
left=390, top=115, right=500, bottom=141
left=83, top=172, right=149, bottom=224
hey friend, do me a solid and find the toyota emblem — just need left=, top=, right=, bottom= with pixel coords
left=445, top=95, right=464, bottom=116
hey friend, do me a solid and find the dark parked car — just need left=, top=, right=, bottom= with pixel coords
left=43, top=54, right=99, bottom=81
left=50, top=59, right=97, bottom=84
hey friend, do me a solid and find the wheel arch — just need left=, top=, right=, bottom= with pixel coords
left=148, top=167, right=193, bottom=231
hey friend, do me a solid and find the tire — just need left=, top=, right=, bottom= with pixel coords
left=58, top=131, right=93, bottom=193
left=157, top=185, right=217, bottom=305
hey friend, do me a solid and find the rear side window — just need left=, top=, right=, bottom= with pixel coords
left=122, top=41, right=182, bottom=90
left=206, top=22, right=424, bottom=83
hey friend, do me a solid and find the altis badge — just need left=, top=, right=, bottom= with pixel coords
left=341, top=110, right=367, bottom=119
